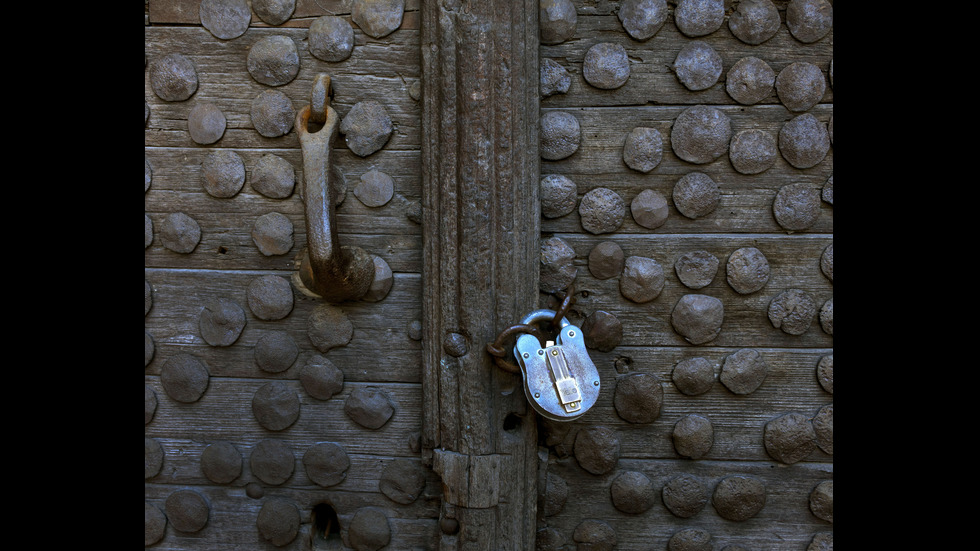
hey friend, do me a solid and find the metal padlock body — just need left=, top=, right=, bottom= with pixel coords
left=514, top=309, right=600, bottom=422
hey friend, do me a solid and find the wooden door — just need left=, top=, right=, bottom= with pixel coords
left=146, top=2, right=832, bottom=550
left=145, top=1, right=441, bottom=549
left=530, top=2, right=833, bottom=550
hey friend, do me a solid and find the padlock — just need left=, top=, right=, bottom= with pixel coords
left=513, top=309, right=600, bottom=422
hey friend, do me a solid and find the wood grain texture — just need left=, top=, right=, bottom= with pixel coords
left=549, top=233, right=833, bottom=349
left=149, top=1, right=422, bottom=27
left=540, top=9, right=833, bottom=109
left=420, top=0, right=541, bottom=548
left=146, top=3, right=431, bottom=549
left=144, top=483, right=440, bottom=550
left=145, top=270, right=423, bottom=383
left=541, top=457, right=833, bottom=551
left=532, top=2, right=833, bottom=549
left=539, top=105, right=833, bottom=235
left=145, top=26, right=421, bottom=147
left=147, top=1, right=833, bottom=548
left=539, top=345, right=833, bottom=462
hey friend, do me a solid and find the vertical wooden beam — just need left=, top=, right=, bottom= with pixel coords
left=420, top=0, right=539, bottom=548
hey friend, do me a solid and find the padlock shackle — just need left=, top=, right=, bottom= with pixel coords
left=519, top=309, right=570, bottom=330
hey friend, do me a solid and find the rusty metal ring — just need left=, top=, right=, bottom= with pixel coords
left=491, top=356, right=521, bottom=374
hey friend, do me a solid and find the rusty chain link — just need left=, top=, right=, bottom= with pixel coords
left=551, top=284, right=574, bottom=328
left=486, top=285, right=576, bottom=374
left=486, top=324, right=546, bottom=373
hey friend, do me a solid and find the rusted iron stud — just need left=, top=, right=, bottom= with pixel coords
left=251, top=154, right=296, bottom=199
left=613, top=372, right=663, bottom=424
left=257, top=498, right=300, bottom=546
left=675, top=0, right=724, bottom=37
left=540, top=0, right=577, bottom=44
left=671, top=294, right=724, bottom=345
left=199, top=0, right=250, bottom=40
left=814, top=404, right=833, bottom=455
left=351, top=0, right=405, bottom=39
left=247, top=35, right=300, bottom=87
left=443, top=332, right=468, bottom=357
left=187, top=102, right=226, bottom=145
left=764, top=412, right=817, bottom=465
left=610, top=471, right=656, bottom=514
left=145, top=437, right=163, bottom=478
left=348, top=507, right=391, bottom=550
left=246, top=274, right=294, bottom=321
left=817, top=354, right=833, bottom=394
left=787, top=0, right=833, bottom=43
left=307, top=304, right=354, bottom=352
left=672, top=413, right=714, bottom=459
left=201, top=441, right=243, bottom=484
left=253, top=0, right=295, bottom=25
left=345, top=386, right=395, bottom=429
left=299, top=354, right=344, bottom=400
left=252, top=90, right=296, bottom=138
left=309, top=16, right=355, bottom=63
left=144, top=385, right=157, bottom=424
left=662, top=473, right=709, bottom=518
left=573, top=426, right=620, bottom=475
left=720, top=348, right=768, bottom=395
left=379, top=459, right=426, bottom=504
left=809, top=480, right=834, bottom=523
left=729, top=0, right=780, bottom=45
left=712, top=475, right=766, bottom=521
left=252, top=380, right=300, bottom=431
left=250, top=439, right=294, bottom=486
left=303, top=442, right=350, bottom=487
left=778, top=113, right=830, bottom=169
left=144, top=502, right=166, bottom=546
left=148, top=53, right=198, bottom=101
left=618, top=0, right=667, bottom=41
left=540, top=58, right=570, bottom=97
left=165, top=489, right=210, bottom=532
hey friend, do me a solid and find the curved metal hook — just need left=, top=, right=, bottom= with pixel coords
left=296, top=74, right=375, bottom=302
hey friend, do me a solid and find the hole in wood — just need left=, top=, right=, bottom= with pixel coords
left=503, top=413, right=522, bottom=432
left=310, top=502, right=341, bottom=549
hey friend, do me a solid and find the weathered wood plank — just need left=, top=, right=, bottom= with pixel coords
left=145, top=224, right=422, bottom=273
left=539, top=104, right=832, bottom=174
left=542, top=345, right=833, bottom=462
left=144, top=26, right=425, bottom=276
left=146, top=439, right=439, bottom=498
left=144, top=26, right=421, bottom=151
left=145, top=378, right=422, bottom=456
left=539, top=104, right=833, bottom=235
left=548, top=233, right=833, bottom=349
left=145, top=270, right=423, bottom=383
left=144, top=147, right=421, bottom=197
left=420, top=0, right=541, bottom=548
left=540, top=457, right=833, bottom=551
left=144, top=185, right=423, bottom=274
left=148, top=0, right=421, bottom=26
left=541, top=12, right=833, bottom=109
left=533, top=3, right=833, bottom=547
left=144, top=483, right=439, bottom=551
